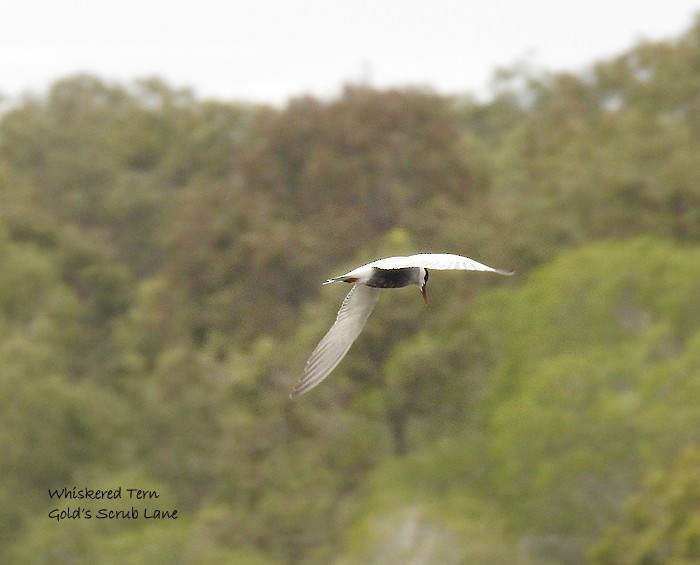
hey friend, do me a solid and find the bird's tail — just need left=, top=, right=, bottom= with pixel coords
left=323, top=276, right=359, bottom=285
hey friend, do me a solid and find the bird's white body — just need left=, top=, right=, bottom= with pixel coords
left=290, top=253, right=512, bottom=397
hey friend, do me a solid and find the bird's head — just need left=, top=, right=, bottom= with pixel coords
left=420, top=269, right=429, bottom=304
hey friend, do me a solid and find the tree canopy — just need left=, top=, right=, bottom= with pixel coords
left=2, top=16, right=700, bottom=564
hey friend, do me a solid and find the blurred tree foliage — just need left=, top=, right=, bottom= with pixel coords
left=589, top=446, right=700, bottom=564
left=1, top=16, right=700, bottom=564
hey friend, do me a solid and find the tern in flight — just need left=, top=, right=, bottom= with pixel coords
left=290, top=253, right=512, bottom=398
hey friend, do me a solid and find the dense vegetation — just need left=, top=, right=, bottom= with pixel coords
left=2, top=16, right=700, bottom=564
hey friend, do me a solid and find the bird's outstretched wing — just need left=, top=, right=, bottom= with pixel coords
left=369, top=253, right=513, bottom=275
left=290, top=284, right=380, bottom=398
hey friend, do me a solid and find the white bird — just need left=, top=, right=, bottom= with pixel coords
left=290, top=253, right=513, bottom=398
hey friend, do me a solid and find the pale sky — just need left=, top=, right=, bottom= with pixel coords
left=1, top=0, right=698, bottom=105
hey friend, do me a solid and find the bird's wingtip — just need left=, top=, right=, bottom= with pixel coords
left=498, top=269, right=515, bottom=276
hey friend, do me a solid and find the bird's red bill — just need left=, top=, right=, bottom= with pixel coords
left=421, top=286, right=429, bottom=304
